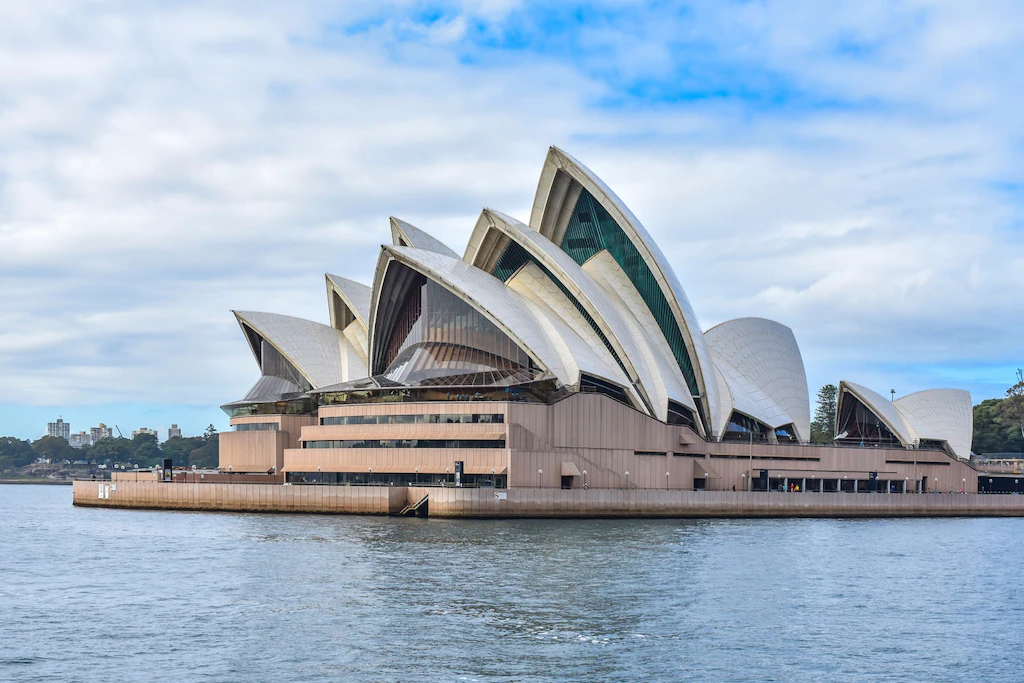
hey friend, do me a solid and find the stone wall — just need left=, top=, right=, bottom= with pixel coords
left=74, top=480, right=1024, bottom=518
left=73, top=480, right=402, bottom=515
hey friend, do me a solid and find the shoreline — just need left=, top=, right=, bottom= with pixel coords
left=73, top=480, right=1024, bottom=518
left=1, top=479, right=74, bottom=485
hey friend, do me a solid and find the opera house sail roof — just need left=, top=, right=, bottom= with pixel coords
left=222, top=146, right=971, bottom=456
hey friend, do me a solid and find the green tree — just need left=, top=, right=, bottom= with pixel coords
left=188, top=439, right=219, bottom=468
left=160, top=436, right=207, bottom=468
left=203, top=424, right=218, bottom=441
left=810, top=384, right=838, bottom=444
left=89, top=437, right=133, bottom=464
left=996, top=369, right=1024, bottom=441
left=131, top=440, right=162, bottom=467
left=31, top=435, right=76, bottom=463
left=0, top=436, right=35, bottom=471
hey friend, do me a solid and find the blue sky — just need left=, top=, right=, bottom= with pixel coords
left=1, top=1, right=1022, bottom=441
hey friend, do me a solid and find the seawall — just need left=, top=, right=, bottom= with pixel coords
left=73, top=480, right=1024, bottom=518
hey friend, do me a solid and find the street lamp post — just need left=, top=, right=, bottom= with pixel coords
left=537, top=468, right=543, bottom=488
left=624, top=471, right=629, bottom=488
left=704, top=472, right=709, bottom=491
left=742, top=472, right=747, bottom=492
left=582, top=470, right=587, bottom=490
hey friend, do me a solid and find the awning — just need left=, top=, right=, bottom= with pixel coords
left=560, top=461, right=582, bottom=477
left=693, top=459, right=722, bottom=479
left=466, top=464, right=507, bottom=475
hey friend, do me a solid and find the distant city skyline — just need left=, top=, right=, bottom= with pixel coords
left=0, top=406, right=220, bottom=444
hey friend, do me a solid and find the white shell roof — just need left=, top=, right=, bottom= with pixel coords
left=704, top=318, right=811, bottom=441
left=464, top=209, right=660, bottom=416
left=507, top=261, right=644, bottom=410
left=390, top=217, right=458, bottom=258
left=233, top=310, right=351, bottom=389
left=582, top=251, right=699, bottom=420
left=325, top=274, right=372, bottom=329
left=839, top=381, right=916, bottom=446
left=370, top=245, right=569, bottom=386
left=528, top=146, right=720, bottom=433
left=894, top=389, right=973, bottom=460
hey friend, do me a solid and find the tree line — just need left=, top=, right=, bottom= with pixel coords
left=0, top=425, right=220, bottom=474
left=802, top=371, right=1024, bottom=456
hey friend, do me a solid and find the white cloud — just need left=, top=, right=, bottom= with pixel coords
left=0, top=0, right=1020, bottom=436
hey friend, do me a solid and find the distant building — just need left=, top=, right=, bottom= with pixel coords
left=90, top=423, right=112, bottom=442
left=132, top=427, right=159, bottom=441
left=167, top=424, right=182, bottom=439
left=46, top=418, right=70, bottom=441
left=69, top=431, right=92, bottom=449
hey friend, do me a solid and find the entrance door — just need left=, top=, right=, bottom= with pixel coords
left=561, top=476, right=573, bottom=490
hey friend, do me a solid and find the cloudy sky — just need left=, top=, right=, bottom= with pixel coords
left=1, top=0, right=1021, bottom=441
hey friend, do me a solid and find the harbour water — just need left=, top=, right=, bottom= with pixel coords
left=2, top=484, right=1022, bottom=681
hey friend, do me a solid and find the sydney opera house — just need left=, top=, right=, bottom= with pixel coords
left=218, top=147, right=977, bottom=494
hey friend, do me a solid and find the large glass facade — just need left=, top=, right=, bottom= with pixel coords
left=233, top=423, right=279, bottom=432
left=222, top=398, right=313, bottom=418
left=559, top=187, right=700, bottom=397
left=260, top=339, right=310, bottom=392
left=322, top=413, right=504, bottom=425
left=835, top=394, right=902, bottom=448
left=373, top=265, right=541, bottom=387
left=722, top=411, right=770, bottom=442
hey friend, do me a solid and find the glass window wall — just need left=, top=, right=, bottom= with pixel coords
left=321, top=413, right=504, bottom=425
left=372, top=265, right=541, bottom=387
left=234, top=423, right=280, bottom=432
left=560, top=187, right=700, bottom=397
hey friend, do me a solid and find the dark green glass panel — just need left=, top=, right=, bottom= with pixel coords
left=560, top=188, right=700, bottom=397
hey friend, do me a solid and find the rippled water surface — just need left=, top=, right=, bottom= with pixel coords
left=2, top=485, right=1023, bottom=682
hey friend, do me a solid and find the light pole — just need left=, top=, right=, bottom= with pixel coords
left=624, top=471, right=629, bottom=488
left=704, top=472, right=709, bottom=491
left=665, top=472, right=670, bottom=490
left=414, top=467, right=419, bottom=486
left=537, top=468, right=543, bottom=488
left=582, top=470, right=588, bottom=490
left=934, top=477, right=938, bottom=494
left=962, top=478, right=966, bottom=494
left=742, top=472, right=747, bottom=492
